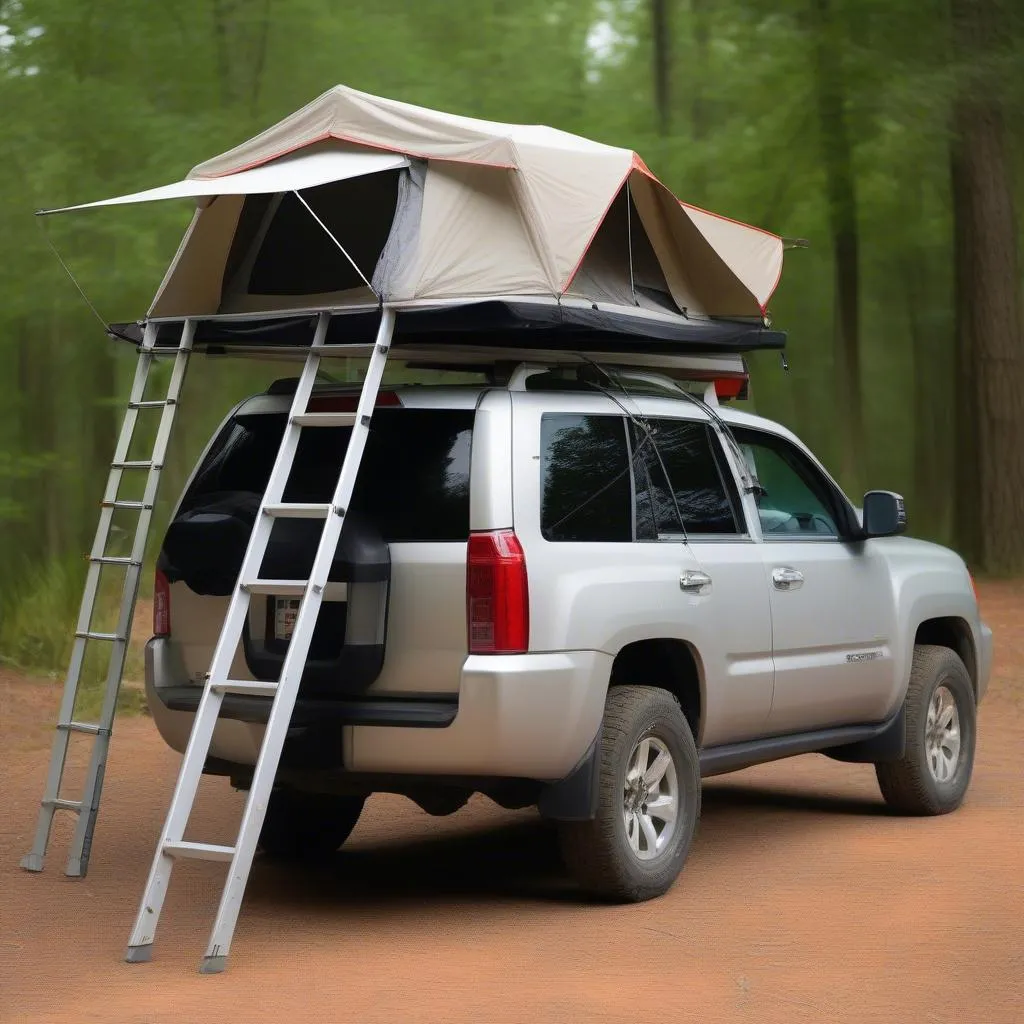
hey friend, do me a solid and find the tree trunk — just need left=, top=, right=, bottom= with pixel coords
left=903, top=257, right=947, bottom=537
left=809, top=0, right=864, bottom=495
left=950, top=0, right=1024, bottom=573
left=651, top=0, right=671, bottom=137
left=689, top=0, right=710, bottom=200
left=44, top=305, right=63, bottom=561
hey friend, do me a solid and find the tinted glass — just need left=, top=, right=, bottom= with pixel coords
left=634, top=419, right=740, bottom=535
left=182, top=407, right=473, bottom=542
left=732, top=428, right=838, bottom=537
left=541, top=414, right=632, bottom=542
left=630, top=422, right=681, bottom=539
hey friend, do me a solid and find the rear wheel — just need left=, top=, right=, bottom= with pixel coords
left=558, top=685, right=701, bottom=902
left=875, top=645, right=976, bottom=815
left=258, top=789, right=366, bottom=861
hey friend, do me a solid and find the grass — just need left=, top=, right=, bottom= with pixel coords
left=0, top=555, right=150, bottom=719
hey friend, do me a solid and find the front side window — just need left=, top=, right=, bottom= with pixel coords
left=632, top=419, right=742, bottom=537
left=732, top=428, right=839, bottom=538
left=540, top=414, right=632, bottom=542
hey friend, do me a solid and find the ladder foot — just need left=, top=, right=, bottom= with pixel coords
left=125, top=943, right=153, bottom=964
left=199, top=955, right=227, bottom=975
left=64, top=857, right=86, bottom=878
left=20, top=853, right=44, bottom=873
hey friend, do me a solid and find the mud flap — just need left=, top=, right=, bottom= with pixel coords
left=537, top=736, right=600, bottom=821
left=825, top=706, right=906, bottom=763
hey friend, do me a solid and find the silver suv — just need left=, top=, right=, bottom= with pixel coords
left=145, top=359, right=993, bottom=901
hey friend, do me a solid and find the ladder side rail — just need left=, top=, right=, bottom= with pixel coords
left=199, top=306, right=396, bottom=972
left=124, top=313, right=332, bottom=960
left=20, top=322, right=160, bottom=873
left=65, top=320, right=195, bottom=876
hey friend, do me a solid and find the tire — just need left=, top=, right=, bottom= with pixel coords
left=558, top=685, right=701, bottom=902
left=258, top=789, right=366, bottom=862
left=875, top=644, right=976, bottom=815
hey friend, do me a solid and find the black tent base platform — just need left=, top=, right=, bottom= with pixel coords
left=109, top=299, right=785, bottom=360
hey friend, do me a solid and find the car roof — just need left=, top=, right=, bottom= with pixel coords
left=231, top=378, right=802, bottom=443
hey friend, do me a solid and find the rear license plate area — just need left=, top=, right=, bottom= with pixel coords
left=273, top=597, right=301, bottom=642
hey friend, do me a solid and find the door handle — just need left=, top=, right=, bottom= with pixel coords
left=772, top=567, right=804, bottom=591
left=679, top=570, right=712, bottom=594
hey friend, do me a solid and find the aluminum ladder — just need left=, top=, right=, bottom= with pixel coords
left=21, top=319, right=193, bottom=877
left=125, top=307, right=395, bottom=974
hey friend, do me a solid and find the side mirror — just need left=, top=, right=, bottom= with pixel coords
left=861, top=490, right=907, bottom=538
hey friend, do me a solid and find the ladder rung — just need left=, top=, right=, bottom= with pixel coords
left=75, top=630, right=125, bottom=642
left=101, top=500, right=153, bottom=510
left=291, top=412, right=357, bottom=428
left=87, top=555, right=141, bottom=567
left=210, top=680, right=279, bottom=697
left=163, top=841, right=235, bottom=863
left=58, top=721, right=106, bottom=736
left=112, top=460, right=157, bottom=470
left=128, top=399, right=172, bottom=409
left=262, top=503, right=332, bottom=519
left=43, top=798, right=82, bottom=813
left=241, top=580, right=307, bottom=596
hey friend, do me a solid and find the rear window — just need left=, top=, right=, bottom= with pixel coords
left=181, top=406, right=473, bottom=542
left=540, top=414, right=633, bottom=542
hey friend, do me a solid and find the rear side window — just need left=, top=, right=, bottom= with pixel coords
left=541, top=414, right=632, bottom=542
left=632, top=419, right=741, bottom=536
left=181, top=406, right=473, bottom=542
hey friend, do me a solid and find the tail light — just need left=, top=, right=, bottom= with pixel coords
left=713, top=375, right=748, bottom=401
left=467, top=530, right=529, bottom=654
left=306, top=391, right=400, bottom=412
left=154, top=568, right=171, bottom=637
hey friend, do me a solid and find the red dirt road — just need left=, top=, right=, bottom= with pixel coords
left=2, top=582, right=1022, bottom=1023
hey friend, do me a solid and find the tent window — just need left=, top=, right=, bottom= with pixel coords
left=237, top=170, right=401, bottom=297
left=566, top=185, right=675, bottom=311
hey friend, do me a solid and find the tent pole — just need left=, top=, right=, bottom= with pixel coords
left=292, top=189, right=378, bottom=298
left=626, top=180, right=637, bottom=307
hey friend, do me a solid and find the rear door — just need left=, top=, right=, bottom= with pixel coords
left=161, top=390, right=479, bottom=697
left=634, top=414, right=776, bottom=746
left=733, top=426, right=897, bottom=732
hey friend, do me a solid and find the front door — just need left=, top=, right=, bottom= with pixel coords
left=733, top=427, right=897, bottom=734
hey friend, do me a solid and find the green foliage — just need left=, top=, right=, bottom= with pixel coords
left=0, top=0, right=1021, bottom=650
left=0, top=553, right=147, bottom=714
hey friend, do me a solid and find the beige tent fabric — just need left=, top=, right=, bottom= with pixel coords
left=71, top=84, right=785, bottom=321
left=393, top=163, right=555, bottom=299
left=681, top=203, right=784, bottom=309
left=149, top=196, right=243, bottom=317
left=188, top=87, right=622, bottom=176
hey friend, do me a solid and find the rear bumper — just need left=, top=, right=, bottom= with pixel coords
left=145, top=638, right=610, bottom=781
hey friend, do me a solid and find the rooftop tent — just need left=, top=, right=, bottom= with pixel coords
left=41, top=84, right=786, bottom=344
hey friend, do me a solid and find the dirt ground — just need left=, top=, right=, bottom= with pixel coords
left=1, top=582, right=1021, bottom=1024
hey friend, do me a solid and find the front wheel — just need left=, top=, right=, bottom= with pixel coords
left=875, top=644, right=977, bottom=815
left=258, top=789, right=366, bottom=861
left=558, top=685, right=701, bottom=902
